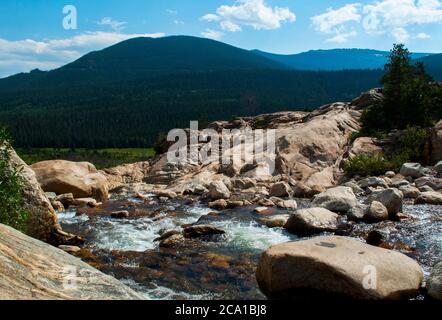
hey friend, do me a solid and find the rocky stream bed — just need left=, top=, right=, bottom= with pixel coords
left=58, top=193, right=442, bottom=300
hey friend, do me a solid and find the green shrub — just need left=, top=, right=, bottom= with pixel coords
left=344, top=154, right=395, bottom=177
left=0, top=127, right=29, bottom=232
left=398, top=126, right=430, bottom=162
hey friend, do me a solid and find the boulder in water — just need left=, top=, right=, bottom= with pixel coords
left=284, top=208, right=339, bottom=236
left=311, top=186, right=357, bottom=213
left=256, top=236, right=423, bottom=300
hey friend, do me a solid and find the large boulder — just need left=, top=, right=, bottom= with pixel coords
left=431, top=119, right=442, bottom=164
left=207, top=181, right=231, bottom=200
left=368, top=188, right=403, bottom=218
left=6, top=149, right=79, bottom=245
left=427, top=262, right=442, bottom=300
left=0, top=224, right=142, bottom=300
left=284, top=208, right=339, bottom=236
left=311, top=186, right=357, bottom=213
left=414, top=191, right=442, bottom=205
left=31, top=160, right=109, bottom=202
left=400, top=163, right=424, bottom=179
left=269, top=182, right=291, bottom=198
left=256, top=236, right=423, bottom=300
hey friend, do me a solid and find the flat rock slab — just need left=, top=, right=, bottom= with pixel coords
left=256, top=236, right=423, bottom=300
left=0, top=224, right=142, bottom=300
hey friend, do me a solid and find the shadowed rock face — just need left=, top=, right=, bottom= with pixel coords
left=6, top=149, right=80, bottom=245
left=0, top=223, right=142, bottom=300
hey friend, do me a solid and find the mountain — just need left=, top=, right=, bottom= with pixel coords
left=419, top=53, right=442, bottom=81
left=0, top=36, right=388, bottom=148
left=254, top=49, right=433, bottom=71
left=0, top=36, right=287, bottom=90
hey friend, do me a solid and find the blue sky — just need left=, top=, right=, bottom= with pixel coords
left=1, top=0, right=441, bottom=77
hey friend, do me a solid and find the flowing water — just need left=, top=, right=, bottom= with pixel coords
left=59, top=194, right=442, bottom=300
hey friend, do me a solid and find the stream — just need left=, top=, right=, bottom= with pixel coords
left=58, top=192, right=442, bottom=300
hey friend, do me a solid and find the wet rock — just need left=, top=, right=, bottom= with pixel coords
left=72, top=198, right=99, bottom=208
left=183, top=225, right=226, bottom=239
left=45, top=192, right=57, bottom=200
left=359, top=177, right=388, bottom=189
left=51, top=200, right=65, bottom=212
left=427, top=262, right=442, bottom=300
left=54, top=193, right=75, bottom=207
left=269, top=182, right=291, bottom=198
left=31, top=160, right=109, bottom=202
left=258, top=215, right=290, bottom=228
left=284, top=208, right=339, bottom=236
left=208, top=181, right=231, bottom=200
left=208, top=199, right=228, bottom=210
left=311, top=186, right=357, bottom=213
left=400, top=163, right=425, bottom=179
left=254, top=207, right=272, bottom=214
left=111, top=210, right=130, bottom=219
left=159, top=234, right=185, bottom=248
left=368, top=188, right=403, bottom=219
left=399, top=185, right=421, bottom=199
left=365, top=230, right=386, bottom=246
left=256, top=236, right=423, bottom=300
left=226, top=200, right=246, bottom=208
left=414, top=192, right=442, bottom=205
left=0, top=224, right=141, bottom=300
left=154, top=230, right=181, bottom=242
left=154, top=190, right=178, bottom=199
left=364, top=201, right=389, bottom=222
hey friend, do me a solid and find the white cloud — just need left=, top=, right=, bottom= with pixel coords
left=201, top=14, right=222, bottom=22
left=362, top=0, right=442, bottom=33
left=0, top=32, right=165, bottom=78
left=326, top=31, right=358, bottom=43
left=201, top=28, right=224, bottom=40
left=312, top=0, right=442, bottom=43
left=220, top=20, right=242, bottom=32
left=416, top=32, right=431, bottom=38
left=202, top=0, right=295, bottom=32
left=311, top=3, right=361, bottom=33
left=391, top=27, right=411, bottom=42
left=166, top=9, right=178, bottom=15
left=97, top=17, right=127, bottom=31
